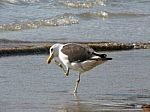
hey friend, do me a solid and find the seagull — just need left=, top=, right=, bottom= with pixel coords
left=47, top=43, right=112, bottom=93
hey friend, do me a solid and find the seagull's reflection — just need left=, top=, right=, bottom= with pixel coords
left=61, top=93, right=94, bottom=112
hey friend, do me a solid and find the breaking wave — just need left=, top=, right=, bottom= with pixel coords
left=78, top=11, right=108, bottom=18
left=78, top=11, right=150, bottom=19
left=0, top=0, right=48, bottom=5
left=1, top=11, right=149, bottom=31
left=0, top=14, right=79, bottom=31
left=58, top=0, right=106, bottom=8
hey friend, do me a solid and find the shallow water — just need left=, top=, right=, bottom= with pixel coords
left=0, top=49, right=150, bottom=112
left=0, top=0, right=150, bottom=42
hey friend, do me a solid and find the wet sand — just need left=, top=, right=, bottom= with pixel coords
left=0, top=49, right=150, bottom=112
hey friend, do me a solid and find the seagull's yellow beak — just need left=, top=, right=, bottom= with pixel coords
left=47, top=53, right=54, bottom=64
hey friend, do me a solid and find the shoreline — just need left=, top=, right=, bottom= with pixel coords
left=0, top=39, right=150, bottom=57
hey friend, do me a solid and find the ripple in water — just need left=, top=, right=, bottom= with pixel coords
left=0, top=14, right=79, bottom=31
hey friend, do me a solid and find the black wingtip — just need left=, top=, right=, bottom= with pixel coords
left=92, top=52, right=112, bottom=60
left=101, top=57, right=112, bottom=61
left=106, top=58, right=112, bottom=60
left=100, top=54, right=107, bottom=58
left=93, top=52, right=107, bottom=58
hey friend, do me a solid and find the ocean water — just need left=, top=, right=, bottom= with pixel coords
left=0, top=1, right=150, bottom=112
left=0, top=49, right=150, bottom=112
left=0, top=0, right=150, bottom=42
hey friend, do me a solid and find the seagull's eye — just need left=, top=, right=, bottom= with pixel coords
left=50, top=48, right=54, bottom=52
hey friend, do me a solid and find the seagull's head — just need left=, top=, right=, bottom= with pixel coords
left=47, top=43, right=63, bottom=64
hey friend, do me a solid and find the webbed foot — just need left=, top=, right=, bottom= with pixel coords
left=64, top=69, right=69, bottom=76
